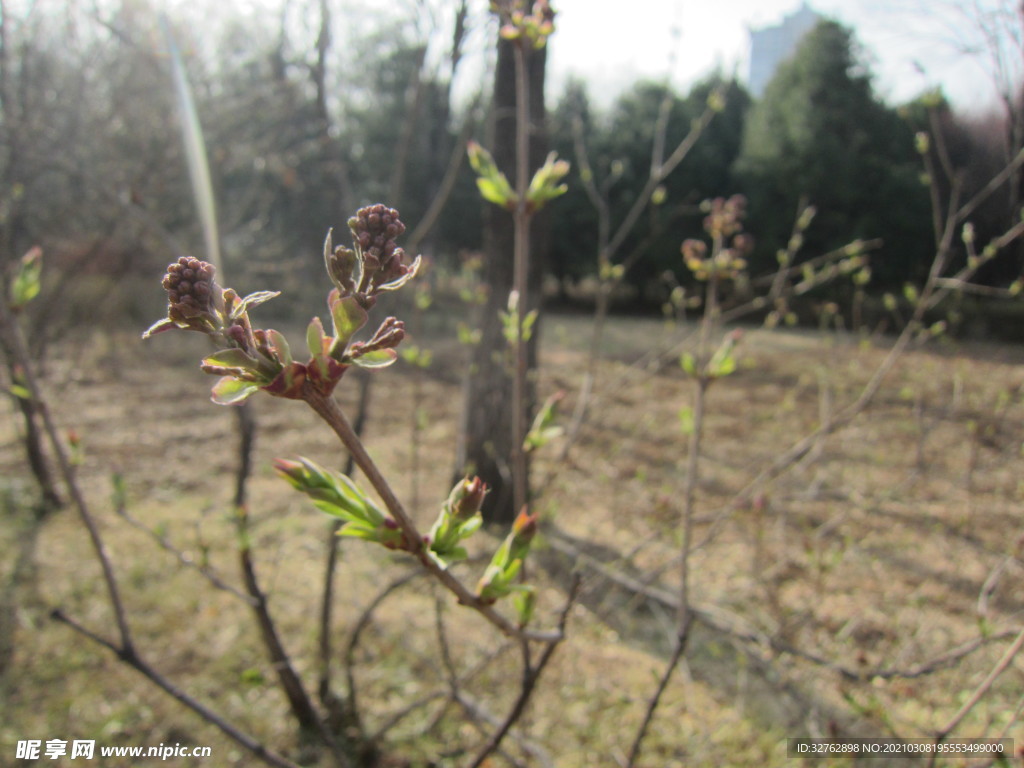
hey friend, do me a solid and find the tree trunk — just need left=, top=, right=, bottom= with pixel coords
left=456, top=37, right=549, bottom=524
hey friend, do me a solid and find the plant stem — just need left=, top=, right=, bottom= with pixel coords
left=466, top=575, right=578, bottom=768
left=926, top=624, right=1024, bottom=768
left=626, top=263, right=717, bottom=766
left=0, top=295, right=134, bottom=652
left=51, top=609, right=303, bottom=768
left=511, top=39, right=531, bottom=518
left=319, top=369, right=372, bottom=699
left=302, top=388, right=560, bottom=643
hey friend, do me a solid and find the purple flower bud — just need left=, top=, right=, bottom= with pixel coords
left=364, top=317, right=405, bottom=352
left=161, top=256, right=220, bottom=323
left=227, top=324, right=247, bottom=346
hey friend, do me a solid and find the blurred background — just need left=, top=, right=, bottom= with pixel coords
left=0, top=0, right=1021, bottom=346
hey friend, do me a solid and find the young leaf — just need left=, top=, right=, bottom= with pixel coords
left=210, top=377, right=259, bottom=405
left=330, top=294, right=368, bottom=349
left=306, top=317, right=329, bottom=358
left=266, top=329, right=293, bottom=366
left=10, top=247, right=42, bottom=310
left=351, top=349, right=398, bottom=369
left=203, top=348, right=260, bottom=371
left=230, top=290, right=280, bottom=320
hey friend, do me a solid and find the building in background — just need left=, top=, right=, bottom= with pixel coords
left=747, top=2, right=822, bottom=97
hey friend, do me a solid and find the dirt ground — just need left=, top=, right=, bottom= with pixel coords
left=1, top=308, right=1023, bottom=767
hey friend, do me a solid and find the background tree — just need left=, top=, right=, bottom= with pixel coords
left=548, top=75, right=750, bottom=299
left=456, top=22, right=550, bottom=524
left=734, top=19, right=931, bottom=289
left=547, top=77, right=599, bottom=295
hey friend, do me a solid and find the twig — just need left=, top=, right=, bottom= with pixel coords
left=465, top=574, right=579, bottom=768
left=624, top=619, right=691, bottom=768
left=926, top=624, right=1024, bottom=768
left=319, top=367, right=372, bottom=700
left=510, top=39, right=531, bottom=518
left=302, top=388, right=561, bottom=643
left=236, top=526, right=345, bottom=763
left=51, top=609, right=302, bottom=768
left=626, top=246, right=720, bottom=767
left=114, top=501, right=255, bottom=605
left=0, top=287, right=134, bottom=652
left=343, top=568, right=427, bottom=722
left=548, top=525, right=1021, bottom=684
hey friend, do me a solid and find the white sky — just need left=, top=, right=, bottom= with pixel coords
left=544, top=0, right=1017, bottom=113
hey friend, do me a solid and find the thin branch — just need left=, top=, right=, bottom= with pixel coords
left=624, top=619, right=691, bottom=768
left=344, top=568, right=427, bottom=722
left=465, top=574, right=579, bottom=768
left=51, top=609, right=302, bottom=768
left=929, top=624, right=1024, bottom=761
left=627, top=238, right=720, bottom=767
left=0, top=285, right=134, bottom=651
left=604, top=99, right=718, bottom=261
left=954, top=146, right=1024, bottom=224
left=114, top=501, right=255, bottom=605
left=406, top=95, right=482, bottom=254
left=237, top=530, right=345, bottom=763
left=510, top=39, right=531, bottom=519
left=548, top=526, right=1020, bottom=685
left=302, top=388, right=561, bottom=643
left=319, top=367, right=372, bottom=700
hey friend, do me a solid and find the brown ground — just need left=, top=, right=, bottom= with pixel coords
left=1, top=309, right=1022, bottom=767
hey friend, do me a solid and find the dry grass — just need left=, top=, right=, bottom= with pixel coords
left=1, top=309, right=1023, bottom=767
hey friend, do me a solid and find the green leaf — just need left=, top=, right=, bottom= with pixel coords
left=708, top=351, right=736, bottom=378
left=459, top=515, right=483, bottom=538
left=337, top=522, right=380, bottom=540
left=266, top=329, right=293, bottom=365
left=513, top=586, right=536, bottom=627
left=142, top=318, right=176, bottom=339
left=230, top=290, right=280, bottom=320
left=240, top=668, right=265, bottom=686
left=678, top=406, right=694, bottom=435
left=457, top=323, right=481, bottom=346
left=330, top=295, right=368, bottom=348
left=352, top=349, right=398, bottom=369
left=680, top=353, right=697, bottom=376
left=310, top=498, right=365, bottom=524
left=10, top=248, right=42, bottom=309
left=476, top=177, right=515, bottom=207
left=306, top=317, right=328, bottom=358
left=203, top=348, right=260, bottom=370
left=110, top=472, right=127, bottom=510
left=210, top=377, right=259, bottom=405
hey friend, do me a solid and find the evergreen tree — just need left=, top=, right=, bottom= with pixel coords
left=735, top=20, right=931, bottom=288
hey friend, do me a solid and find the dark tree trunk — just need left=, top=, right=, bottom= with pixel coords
left=456, top=37, right=549, bottom=525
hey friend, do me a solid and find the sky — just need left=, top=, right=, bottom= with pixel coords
left=543, top=0, right=1018, bottom=113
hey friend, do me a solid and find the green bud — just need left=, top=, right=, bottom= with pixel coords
left=10, top=246, right=42, bottom=310
left=706, top=89, right=726, bottom=113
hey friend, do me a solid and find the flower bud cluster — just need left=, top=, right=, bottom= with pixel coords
left=154, top=256, right=228, bottom=335
left=683, top=196, right=754, bottom=281
left=702, top=195, right=747, bottom=240
left=326, top=204, right=420, bottom=308
left=146, top=205, right=420, bottom=405
left=493, top=0, right=555, bottom=48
